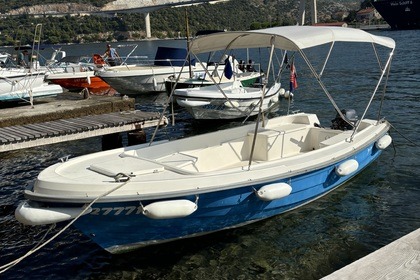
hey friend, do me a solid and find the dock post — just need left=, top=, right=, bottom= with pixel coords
left=127, top=129, right=146, bottom=146
left=102, top=133, right=123, bottom=151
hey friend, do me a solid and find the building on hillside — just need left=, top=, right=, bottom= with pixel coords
left=356, top=7, right=382, bottom=23
left=332, top=11, right=350, bottom=21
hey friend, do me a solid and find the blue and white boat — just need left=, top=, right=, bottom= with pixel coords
left=15, top=26, right=395, bottom=253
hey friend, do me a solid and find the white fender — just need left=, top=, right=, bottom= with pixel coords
left=278, top=88, right=285, bottom=97
left=15, top=202, right=91, bottom=226
left=270, top=92, right=279, bottom=103
left=335, top=159, right=359, bottom=176
left=177, top=99, right=211, bottom=107
left=225, top=101, right=240, bottom=108
left=152, top=77, right=158, bottom=91
left=256, top=182, right=292, bottom=201
left=143, top=199, right=197, bottom=219
left=284, top=90, right=290, bottom=98
left=375, top=134, right=392, bottom=150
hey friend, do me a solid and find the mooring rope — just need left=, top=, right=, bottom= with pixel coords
left=388, top=122, right=419, bottom=148
left=0, top=173, right=131, bottom=274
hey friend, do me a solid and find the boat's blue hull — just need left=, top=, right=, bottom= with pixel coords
left=73, top=142, right=383, bottom=253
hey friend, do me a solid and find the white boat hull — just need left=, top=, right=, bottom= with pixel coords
left=0, top=69, right=45, bottom=95
left=99, top=65, right=191, bottom=94
left=175, top=82, right=281, bottom=119
left=0, top=69, right=63, bottom=101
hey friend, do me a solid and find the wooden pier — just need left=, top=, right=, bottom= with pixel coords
left=322, top=228, right=420, bottom=279
left=0, top=93, right=167, bottom=153
left=0, top=110, right=167, bottom=152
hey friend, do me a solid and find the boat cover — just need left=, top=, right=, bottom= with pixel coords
left=189, top=26, right=396, bottom=53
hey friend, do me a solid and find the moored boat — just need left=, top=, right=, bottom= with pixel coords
left=164, top=69, right=262, bottom=94
left=98, top=46, right=230, bottom=94
left=373, top=0, right=420, bottom=29
left=0, top=68, right=62, bottom=102
left=174, top=79, right=280, bottom=119
left=45, top=55, right=116, bottom=95
left=15, top=26, right=395, bottom=254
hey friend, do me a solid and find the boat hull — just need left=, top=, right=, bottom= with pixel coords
left=100, top=72, right=172, bottom=93
left=0, top=70, right=45, bottom=95
left=0, top=83, right=63, bottom=101
left=165, top=71, right=262, bottom=94
left=99, top=66, right=188, bottom=94
left=99, top=63, right=227, bottom=94
left=0, top=70, right=63, bottom=101
left=174, top=82, right=280, bottom=119
left=373, top=0, right=420, bottom=29
left=46, top=72, right=115, bottom=95
left=71, top=144, right=383, bottom=253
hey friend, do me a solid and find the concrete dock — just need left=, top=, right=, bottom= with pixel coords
left=322, top=228, right=420, bottom=279
left=0, top=92, right=135, bottom=128
left=0, top=93, right=167, bottom=152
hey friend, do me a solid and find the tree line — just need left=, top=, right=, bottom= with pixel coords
left=0, top=0, right=366, bottom=47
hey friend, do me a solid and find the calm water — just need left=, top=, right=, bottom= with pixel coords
left=0, top=30, right=419, bottom=279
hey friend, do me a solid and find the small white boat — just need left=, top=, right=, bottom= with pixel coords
left=98, top=46, right=228, bottom=94
left=164, top=69, right=262, bottom=93
left=45, top=45, right=138, bottom=95
left=0, top=68, right=62, bottom=102
left=174, top=79, right=280, bottom=119
left=15, top=26, right=395, bottom=253
left=0, top=24, right=63, bottom=103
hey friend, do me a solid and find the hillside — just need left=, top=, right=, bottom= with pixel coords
left=0, top=0, right=360, bottom=46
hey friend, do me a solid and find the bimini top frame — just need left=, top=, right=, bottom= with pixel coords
left=187, top=26, right=395, bottom=130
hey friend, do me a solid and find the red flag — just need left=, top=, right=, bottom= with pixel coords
left=289, top=62, right=298, bottom=92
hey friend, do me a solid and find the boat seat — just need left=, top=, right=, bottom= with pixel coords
left=319, top=131, right=353, bottom=148
left=186, top=142, right=244, bottom=172
left=246, top=124, right=310, bottom=160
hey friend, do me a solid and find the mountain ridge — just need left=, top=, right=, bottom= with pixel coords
left=0, top=0, right=361, bottom=46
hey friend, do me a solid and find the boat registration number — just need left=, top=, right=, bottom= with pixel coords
left=90, top=206, right=142, bottom=216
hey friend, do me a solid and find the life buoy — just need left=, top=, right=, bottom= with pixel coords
left=93, top=54, right=106, bottom=67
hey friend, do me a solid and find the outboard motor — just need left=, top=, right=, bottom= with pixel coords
left=331, top=109, right=358, bottom=130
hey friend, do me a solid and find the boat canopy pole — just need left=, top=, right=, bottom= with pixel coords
left=260, top=37, right=276, bottom=125
left=243, top=47, right=284, bottom=124
left=319, top=41, right=334, bottom=77
left=189, top=38, right=258, bottom=115
left=372, top=43, right=384, bottom=73
left=299, top=49, right=350, bottom=125
left=377, top=58, right=392, bottom=121
left=149, top=51, right=191, bottom=144
left=247, top=37, right=276, bottom=170
left=184, top=9, right=193, bottom=78
left=192, top=54, right=246, bottom=113
left=118, top=44, right=138, bottom=65
left=274, top=50, right=287, bottom=82
left=353, top=49, right=394, bottom=135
